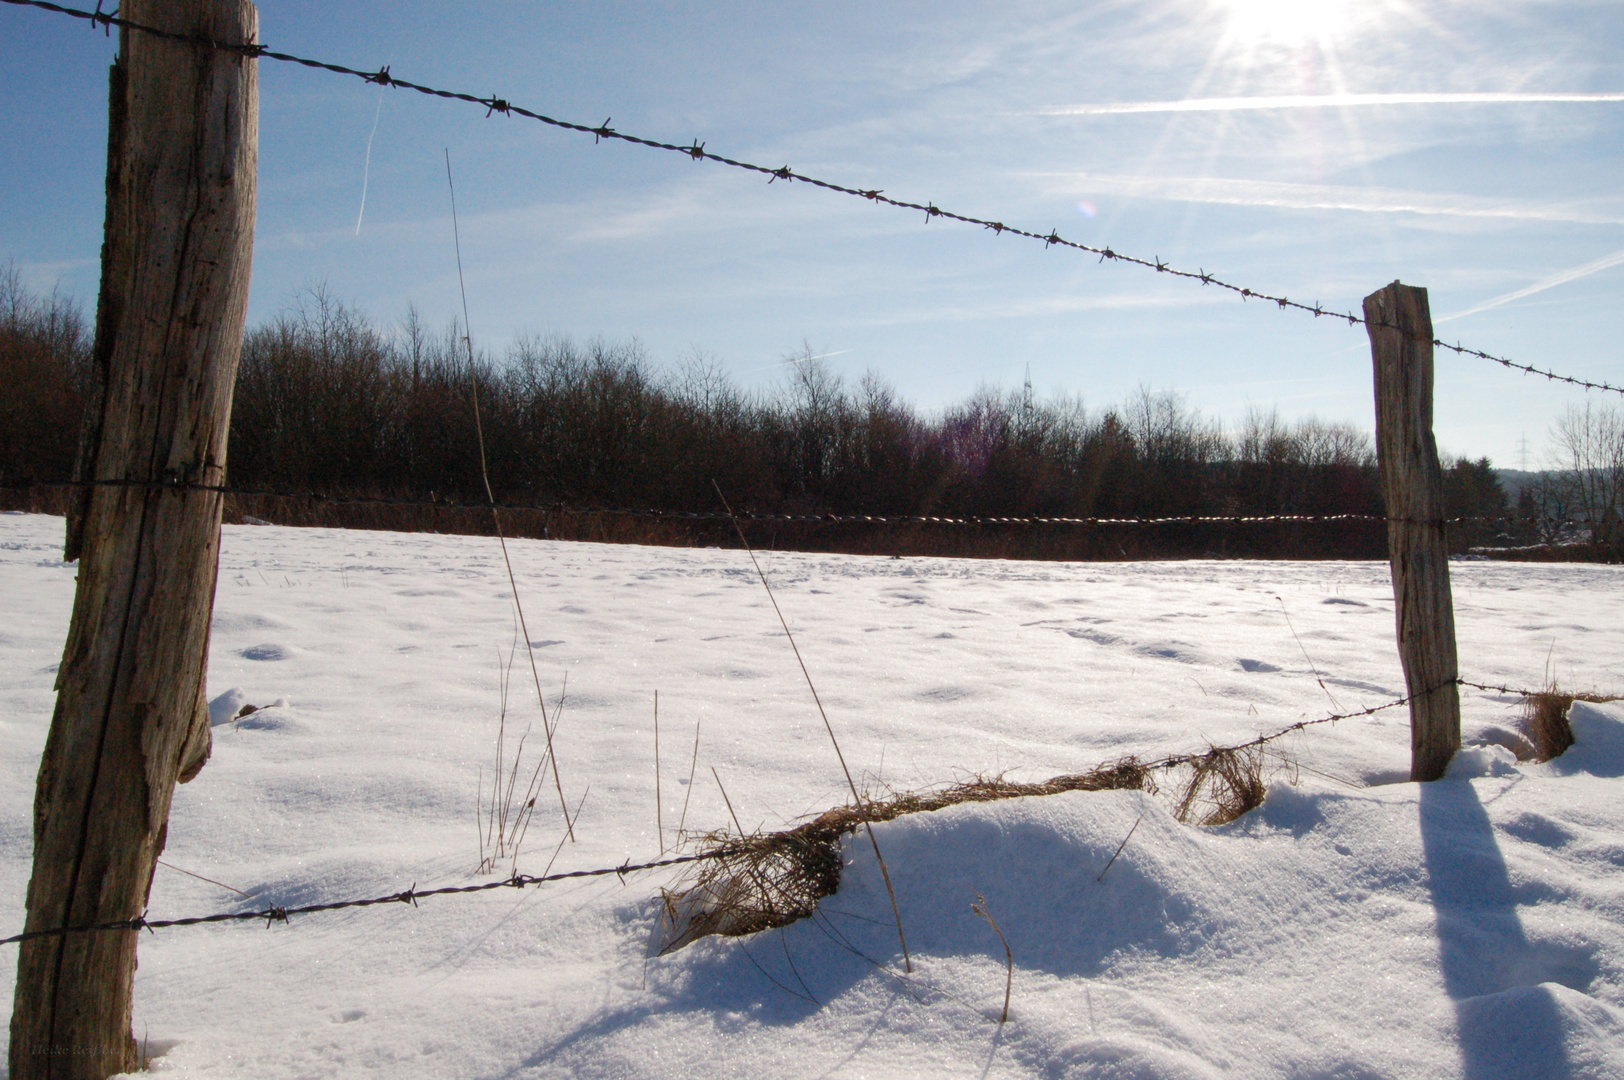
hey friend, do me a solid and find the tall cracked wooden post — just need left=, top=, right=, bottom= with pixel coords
left=1364, top=281, right=1461, bottom=783
left=9, top=3, right=257, bottom=1077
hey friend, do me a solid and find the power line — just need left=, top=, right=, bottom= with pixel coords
left=3, top=0, right=1620, bottom=397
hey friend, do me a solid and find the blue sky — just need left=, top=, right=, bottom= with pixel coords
left=3, top=0, right=1621, bottom=467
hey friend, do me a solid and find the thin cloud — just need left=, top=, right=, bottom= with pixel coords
left=1439, top=247, right=1624, bottom=323
left=851, top=290, right=1228, bottom=329
left=1035, top=173, right=1624, bottom=225
left=1039, top=92, right=1624, bottom=116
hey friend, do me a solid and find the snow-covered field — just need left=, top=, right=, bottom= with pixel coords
left=3, top=510, right=1623, bottom=1079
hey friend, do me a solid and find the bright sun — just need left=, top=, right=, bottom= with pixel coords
left=1214, top=0, right=1351, bottom=46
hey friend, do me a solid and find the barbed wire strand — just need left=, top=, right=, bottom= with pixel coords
left=0, top=849, right=736, bottom=947
left=0, top=478, right=1565, bottom=529
left=3, top=0, right=1619, bottom=398
left=0, top=675, right=1549, bottom=948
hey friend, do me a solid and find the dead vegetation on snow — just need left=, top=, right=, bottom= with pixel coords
left=658, top=745, right=1271, bottom=953
left=1518, top=685, right=1622, bottom=762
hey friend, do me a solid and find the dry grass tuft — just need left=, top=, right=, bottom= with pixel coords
left=476, top=643, right=558, bottom=875
left=1520, top=690, right=1576, bottom=762
left=1518, top=686, right=1622, bottom=762
left=1167, top=743, right=1269, bottom=826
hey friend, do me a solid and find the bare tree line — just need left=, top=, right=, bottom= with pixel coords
left=2, top=274, right=1580, bottom=559
left=223, top=287, right=1398, bottom=528
left=0, top=267, right=95, bottom=490
left=1522, top=403, right=1624, bottom=548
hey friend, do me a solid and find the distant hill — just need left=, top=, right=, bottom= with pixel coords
left=1496, top=469, right=1553, bottom=504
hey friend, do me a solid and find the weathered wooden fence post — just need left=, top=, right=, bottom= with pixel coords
left=1364, top=281, right=1461, bottom=782
left=9, top=2, right=257, bottom=1076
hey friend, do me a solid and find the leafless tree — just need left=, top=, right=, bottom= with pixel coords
left=1546, top=402, right=1624, bottom=546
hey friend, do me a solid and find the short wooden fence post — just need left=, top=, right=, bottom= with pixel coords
left=1364, top=281, right=1461, bottom=782
left=9, top=3, right=258, bottom=1077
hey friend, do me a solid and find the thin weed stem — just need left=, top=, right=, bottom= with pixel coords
left=654, top=691, right=663, bottom=855
left=155, top=860, right=251, bottom=898
left=1277, top=596, right=1345, bottom=713
left=712, top=480, right=912, bottom=972
left=971, top=893, right=1013, bottom=1023
left=447, top=149, right=573, bottom=841
left=1096, top=814, right=1143, bottom=882
left=677, top=717, right=701, bottom=843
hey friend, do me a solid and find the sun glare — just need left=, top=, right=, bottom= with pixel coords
left=1215, top=0, right=1351, bottom=46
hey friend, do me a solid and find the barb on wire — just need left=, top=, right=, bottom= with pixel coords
left=0, top=478, right=1549, bottom=530
left=4, top=0, right=1618, bottom=397
left=1458, top=678, right=1547, bottom=697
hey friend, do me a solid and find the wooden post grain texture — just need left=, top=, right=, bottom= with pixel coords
left=9, top=3, right=257, bottom=1077
left=1364, top=281, right=1461, bottom=783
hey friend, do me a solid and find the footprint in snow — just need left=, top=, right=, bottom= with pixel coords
left=240, top=643, right=291, bottom=661
left=919, top=685, right=975, bottom=702
left=1237, top=658, right=1282, bottom=673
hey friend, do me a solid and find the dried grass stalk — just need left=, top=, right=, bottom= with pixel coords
left=1519, top=686, right=1620, bottom=762
left=1521, top=690, right=1576, bottom=762
left=1167, top=742, right=1268, bottom=827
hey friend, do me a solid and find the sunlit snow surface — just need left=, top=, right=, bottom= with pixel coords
left=2, top=512, right=1623, bottom=1079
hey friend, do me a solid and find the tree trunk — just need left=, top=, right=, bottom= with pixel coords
left=1364, top=281, right=1461, bottom=782
left=10, top=3, right=257, bottom=1077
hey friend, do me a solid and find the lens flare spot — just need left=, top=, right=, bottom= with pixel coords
left=1077, top=200, right=1098, bottom=218
left=1214, top=0, right=1351, bottom=45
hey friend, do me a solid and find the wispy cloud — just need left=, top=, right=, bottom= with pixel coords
left=850, top=289, right=1228, bottom=329
left=5, top=259, right=100, bottom=299
left=1439, top=247, right=1624, bottom=323
left=1038, top=92, right=1624, bottom=116
left=1035, top=173, right=1624, bottom=225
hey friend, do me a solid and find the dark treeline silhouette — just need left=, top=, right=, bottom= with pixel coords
left=3, top=280, right=1515, bottom=559
left=0, top=267, right=94, bottom=491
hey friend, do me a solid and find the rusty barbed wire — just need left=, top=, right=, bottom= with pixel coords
left=5, top=0, right=1620, bottom=397
left=0, top=674, right=1547, bottom=947
left=1196, top=676, right=1474, bottom=760
left=1, top=477, right=1545, bottom=528
left=0, top=848, right=739, bottom=947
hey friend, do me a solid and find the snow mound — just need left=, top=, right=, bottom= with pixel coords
left=1446, top=743, right=1520, bottom=779
left=207, top=687, right=251, bottom=727
left=207, top=688, right=292, bottom=728
left=616, top=724, right=1624, bottom=1080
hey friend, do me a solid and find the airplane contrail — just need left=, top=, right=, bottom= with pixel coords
left=1039, top=92, right=1624, bottom=116
left=1439, top=247, right=1624, bottom=323
left=355, top=91, right=384, bottom=236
